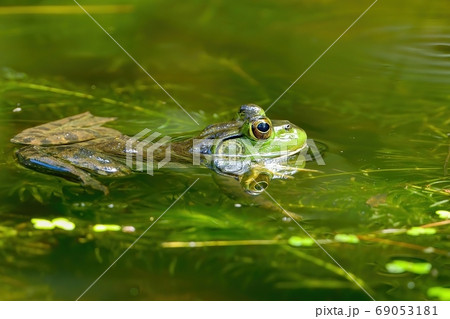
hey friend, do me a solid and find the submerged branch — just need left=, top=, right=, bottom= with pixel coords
left=302, top=167, right=442, bottom=180
left=8, top=81, right=167, bottom=117
left=358, top=235, right=449, bottom=257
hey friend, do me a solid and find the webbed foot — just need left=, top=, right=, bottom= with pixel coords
left=16, top=146, right=110, bottom=194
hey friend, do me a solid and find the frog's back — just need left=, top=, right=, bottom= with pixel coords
left=10, top=112, right=121, bottom=146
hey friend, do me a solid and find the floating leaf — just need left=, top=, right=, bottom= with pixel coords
left=31, top=218, right=54, bottom=230
left=386, top=260, right=432, bottom=275
left=93, top=224, right=122, bottom=232
left=52, top=218, right=75, bottom=231
left=436, top=210, right=450, bottom=219
left=427, top=287, right=450, bottom=301
left=334, top=234, right=359, bottom=244
left=406, top=227, right=436, bottom=236
left=288, top=236, right=314, bottom=247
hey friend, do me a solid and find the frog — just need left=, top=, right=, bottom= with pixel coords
left=11, top=104, right=308, bottom=196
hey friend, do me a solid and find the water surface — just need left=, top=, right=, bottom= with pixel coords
left=0, top=0, right=449, bottom=300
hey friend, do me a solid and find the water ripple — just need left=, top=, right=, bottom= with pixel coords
left=369, top=27, right=450, bottom=83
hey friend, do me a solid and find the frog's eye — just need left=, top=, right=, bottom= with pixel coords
left=251, top=118, right=272, bottom=140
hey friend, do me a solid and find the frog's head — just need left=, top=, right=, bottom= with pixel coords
left=193, top=104, right=307, bottom=194
left=206, top=104, right=307, bottom=161
left=234, top=104, right=307, bottom=158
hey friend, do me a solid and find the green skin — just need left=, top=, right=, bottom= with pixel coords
left=11, top=104, right=307, bottom=195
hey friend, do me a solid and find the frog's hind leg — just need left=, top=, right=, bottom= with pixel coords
left=10, top=112, right=120, bottom=146
left=15, top=145, right=109, bottom=194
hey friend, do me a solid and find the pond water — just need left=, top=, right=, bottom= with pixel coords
left=0, top=0, right=449, bottom=300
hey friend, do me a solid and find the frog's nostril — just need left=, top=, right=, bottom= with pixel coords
left=284, top=124, right=291, bottom=130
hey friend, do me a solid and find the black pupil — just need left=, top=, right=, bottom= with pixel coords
left=257, top=122, right=270, bottom=133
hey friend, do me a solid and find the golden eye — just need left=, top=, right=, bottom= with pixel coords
left=251, top=118, right=272, bottom=139
left=239, top=170, right=271, bottom=195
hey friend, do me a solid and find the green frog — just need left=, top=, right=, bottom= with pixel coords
left=11, top=104, right=308, bottom=196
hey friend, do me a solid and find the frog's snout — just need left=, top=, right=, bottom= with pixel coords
left=273, top=120, right=307, bottom=149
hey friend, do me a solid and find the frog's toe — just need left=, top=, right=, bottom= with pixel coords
left=15, top=145, right=110, bottom=194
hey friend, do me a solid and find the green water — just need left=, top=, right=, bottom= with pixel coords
left=1, top=0, right=449, bottom=300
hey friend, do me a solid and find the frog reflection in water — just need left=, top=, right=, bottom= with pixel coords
left=11, top=104, right=308, bottom=197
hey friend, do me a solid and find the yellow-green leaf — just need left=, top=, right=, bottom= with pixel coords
left=288, top=236, right=314, bottom=247
left=31, top=218, right=54, bottom=230
left=334, top=234, right=360, bottom=244
left=93, top=224, right=121, bottom=232
left=427, top=287, right=450, bottom=301
left=436, top=210, right=450, bottom=219
left=52, top=218, right=75, bottom=231
left=406, top=227, right=436, bottom=236
left=386, top=260, right=432, bottom=275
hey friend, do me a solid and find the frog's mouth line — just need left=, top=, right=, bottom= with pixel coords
left=212, top=135, right=308, bottom=160
left=212, top=146, right=307, bottom=160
